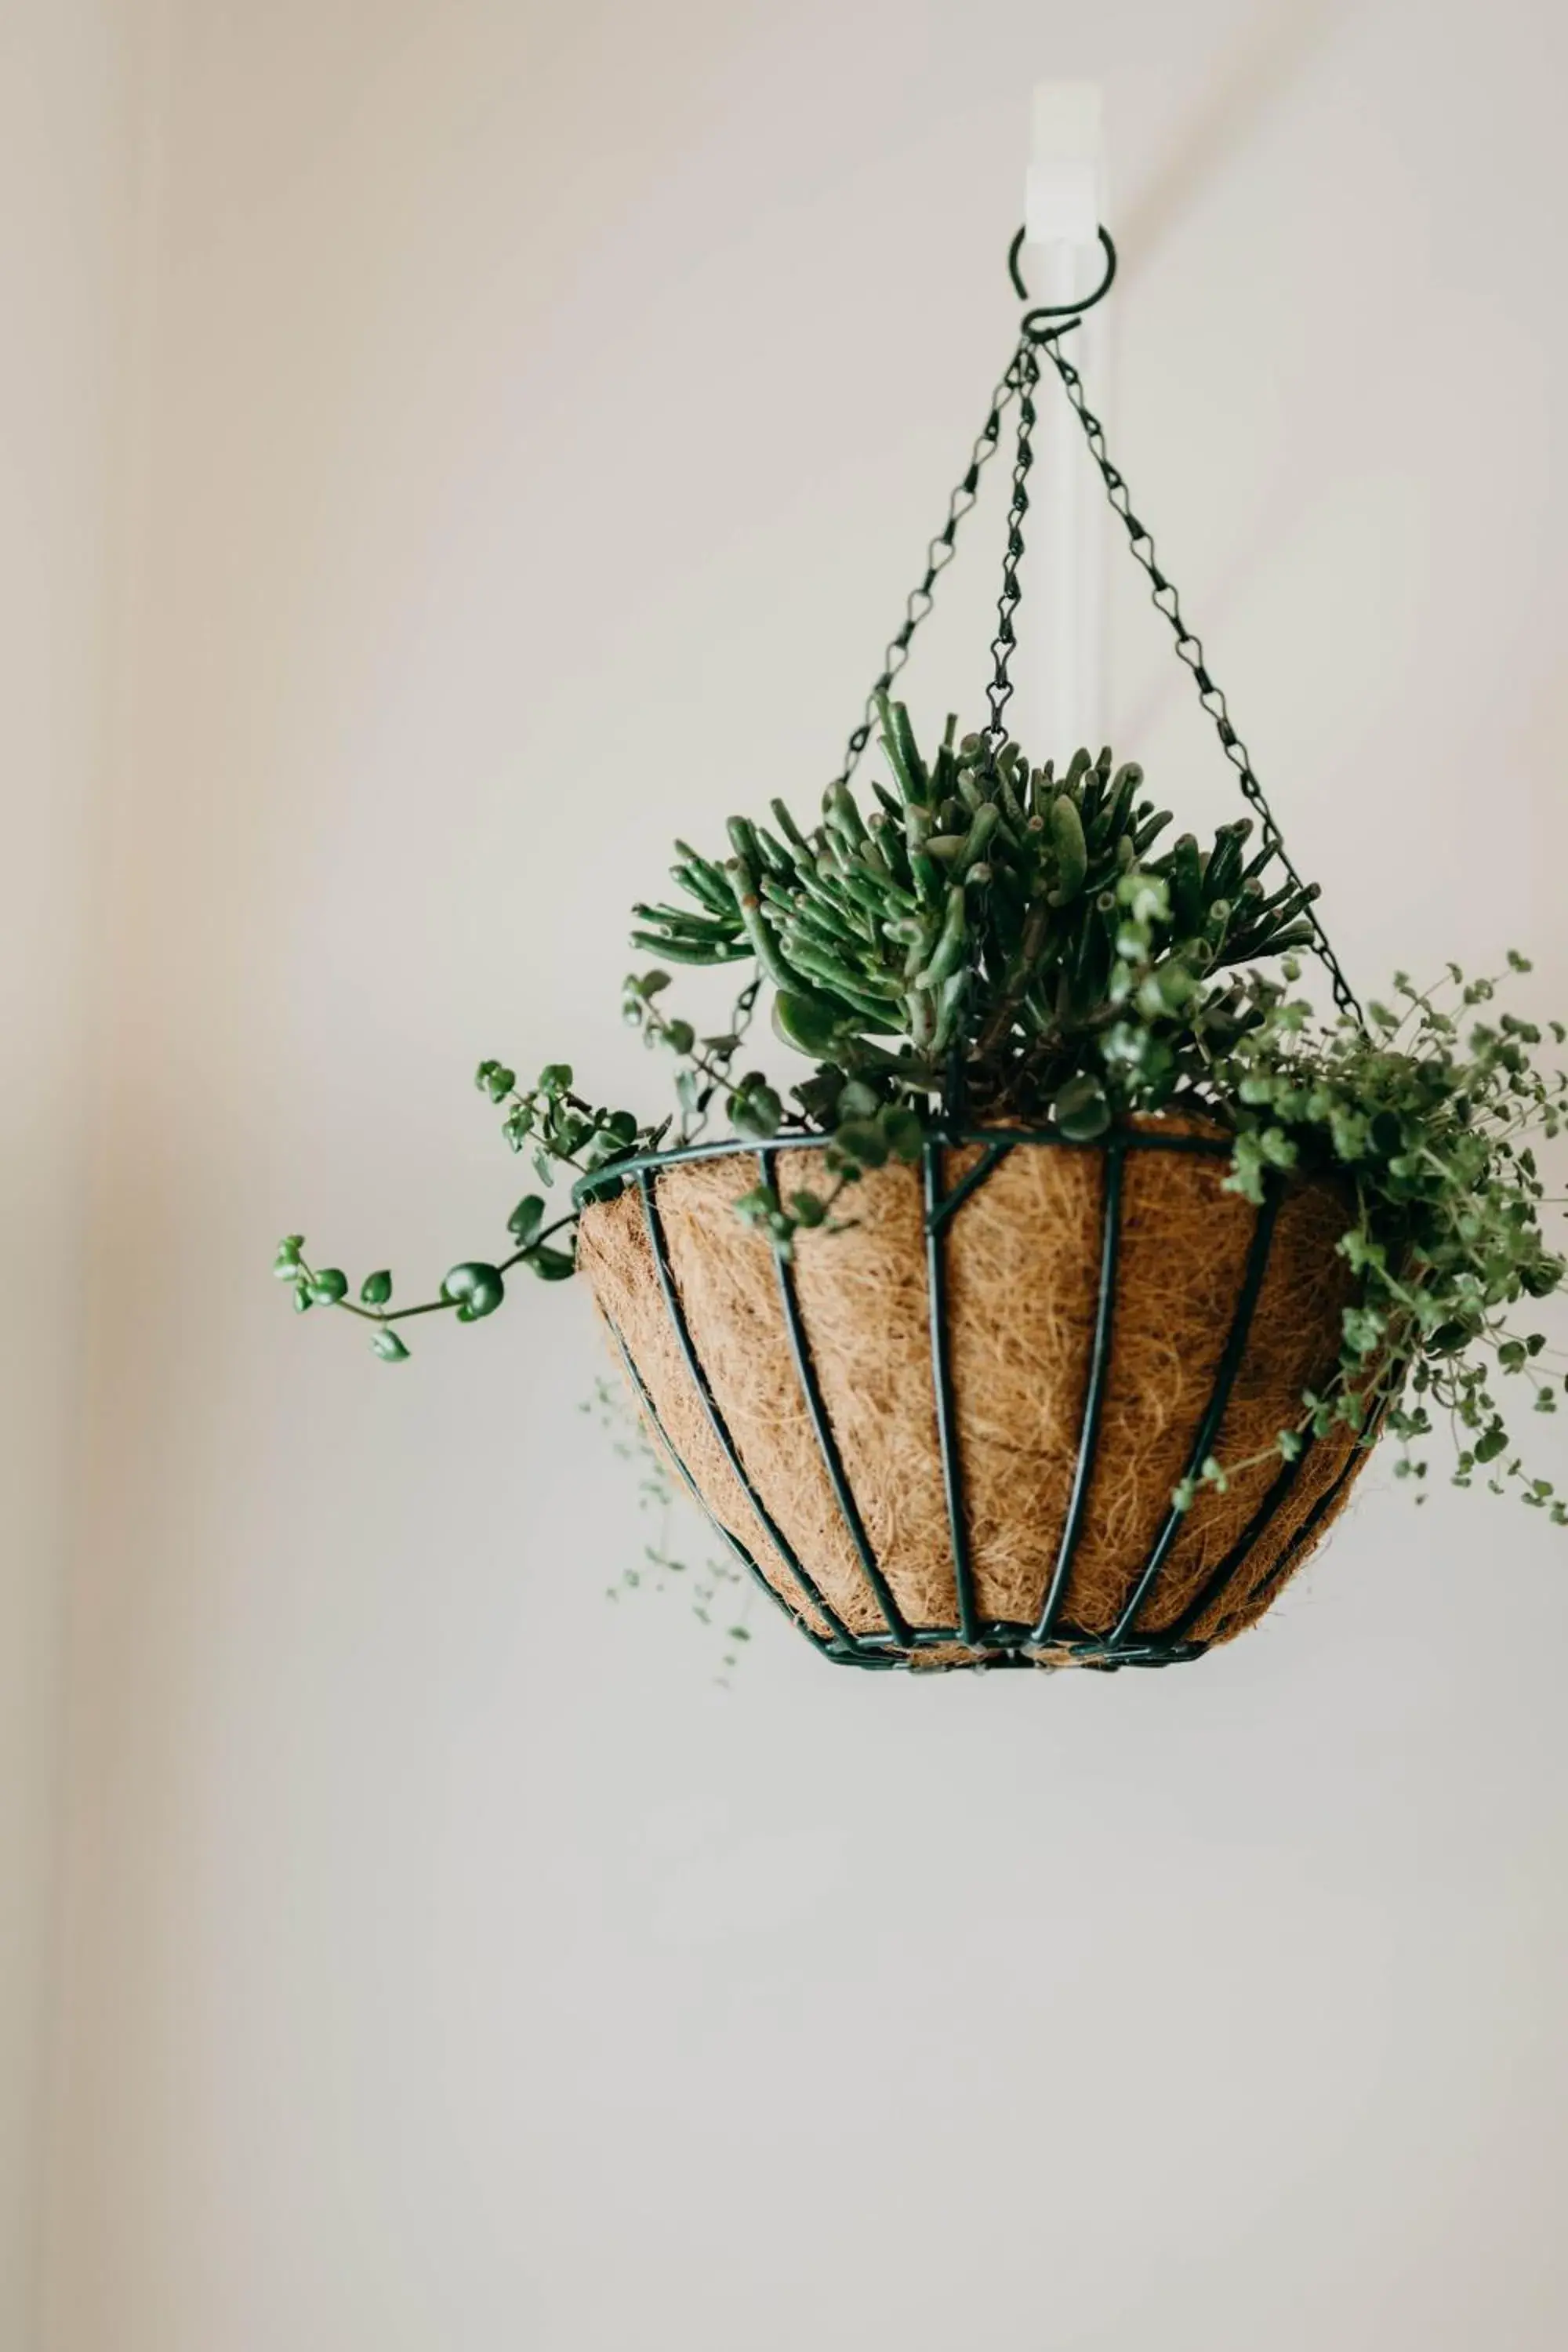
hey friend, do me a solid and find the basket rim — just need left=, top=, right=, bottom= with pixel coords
left=572, top=1110, right=1235, bottom=1210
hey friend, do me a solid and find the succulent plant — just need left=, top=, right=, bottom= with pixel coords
left=630, top=695, right=1320, bottom=1126
left=275, top=701, right=1568, bottom=1534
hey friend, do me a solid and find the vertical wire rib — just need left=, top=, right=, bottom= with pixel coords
left=1107, top=1177, right=1283, bottom=1651
left=924, top=1139, right=979, bottom=1646
left=637, top=1174, right=862, bottom=1651
left=603, top=1318, right=831, bottom=1653
left=1158, top=1438, right=1318, bottom=1645
left=760, top=1152, right=911, bottom=1648
left=1210, top=1403, right=1388, bottom=1640
left=1031, top=1139, right=1125, bottom=1643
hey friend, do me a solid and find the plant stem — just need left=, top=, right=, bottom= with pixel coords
left=310, top=1212, right=580, bottom=1327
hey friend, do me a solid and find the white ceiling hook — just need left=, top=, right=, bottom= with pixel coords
left=1022, top=80, right=1109, bottom=761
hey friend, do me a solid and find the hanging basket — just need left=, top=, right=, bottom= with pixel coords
left=576, top=1116, right=1374, bottom=1672
left=568, top=225, right=1385, bottom=1675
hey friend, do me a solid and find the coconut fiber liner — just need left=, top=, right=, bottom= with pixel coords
left=577, top=1116, right=1372, bottom=1668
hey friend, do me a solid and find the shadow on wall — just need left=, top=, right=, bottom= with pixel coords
left=1120, top=0, right=1349, bottom=269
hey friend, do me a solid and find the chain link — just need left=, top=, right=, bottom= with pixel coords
left=1030, top=328, right=1361, bottom=1021
left=832, top=238, right=1360, bottom=1023
left=829, top=358, right=1025, bottom=791
left=983, top=339, right=1040, bottom=746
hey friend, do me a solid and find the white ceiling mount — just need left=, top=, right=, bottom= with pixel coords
left=1025, top=81, right=1105, bottom=249
left=1022, top=80, right=1109, bottom=759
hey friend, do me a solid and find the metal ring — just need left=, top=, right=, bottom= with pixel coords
left=1007, top=224, right=1117, bottom=336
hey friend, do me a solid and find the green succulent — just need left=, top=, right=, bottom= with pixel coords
left=276, top=704, right=1568, bottom=1530
left=630, top=695, right=1319, bottom=1123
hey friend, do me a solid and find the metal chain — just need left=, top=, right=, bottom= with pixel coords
left=833, top=234, right=1361, bottom=1023
left=1030, top=327, right=1361, bottom=1021
left=829, top=357, right=1025, bottom=791
left=983, top=339, right=1040, bottom=746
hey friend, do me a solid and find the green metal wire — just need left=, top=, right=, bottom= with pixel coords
left=579, top=226, right=1368, bottom=1675
left=579, top=1126, right=1322, bottom=1675
left=1031, top=1138, right=1124, bottom=1644
left=829, top=223, right=1361, bottom=1022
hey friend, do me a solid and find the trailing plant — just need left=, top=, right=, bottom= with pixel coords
left=586, top=1377, right=753, bottom=1681
left=270, top=210, right=1568, bottom=1690
left=1207, top=957, right=1568, bottom=1518
left=278, top=698, right=1567, bottom=1519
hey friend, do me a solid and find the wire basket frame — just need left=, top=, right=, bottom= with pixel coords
left=576, top=1127, right=1371, bottom=1674
left=566, top=227, right=1377, bottom=1671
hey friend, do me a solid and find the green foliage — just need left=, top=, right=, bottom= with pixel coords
left=632, top=695, right=1318, bottom=1120
left=441, top=1261, right=506, bottom=1322
left=621, top=970, right=778, bottom=1142
left=585, top=1377, right=753, bottom=1681
left=1197, top=959, right=1568, bottom=1516
left=273, top=1148, right=586, bottom=1359
left=278, top=699, right=1568, bottom=1523
left=475, top=1056, right=658, bottom=1187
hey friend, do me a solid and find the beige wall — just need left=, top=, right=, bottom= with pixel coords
left=2, top=5, right=143, bottom=2345
left=27, top=1, right=1568, bottom=2347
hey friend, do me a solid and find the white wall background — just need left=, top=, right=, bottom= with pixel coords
left=19, top=2, right=1568, bottom=2347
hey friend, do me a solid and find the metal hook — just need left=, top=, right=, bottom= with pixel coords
left=1007, top=224, right=1118, bottom=337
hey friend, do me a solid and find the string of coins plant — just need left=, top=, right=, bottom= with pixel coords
left=277, top=695, right=1568, bottom=1522
left=585, top=1375, right=753, bottom=1681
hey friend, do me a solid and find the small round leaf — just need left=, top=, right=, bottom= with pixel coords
left=441, top=1261, right=506, bottom=1320
left=528, top=1246, right=576, bottom=1282
left=506, top=1195, right=546, bottom=1243
left=1053, top=1074, right=1112, bottom=1143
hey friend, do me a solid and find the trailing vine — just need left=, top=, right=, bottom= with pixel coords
left=586, top=1378, right=753, bottom=1680
left=278, top=699, right=1567, bottom=1523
